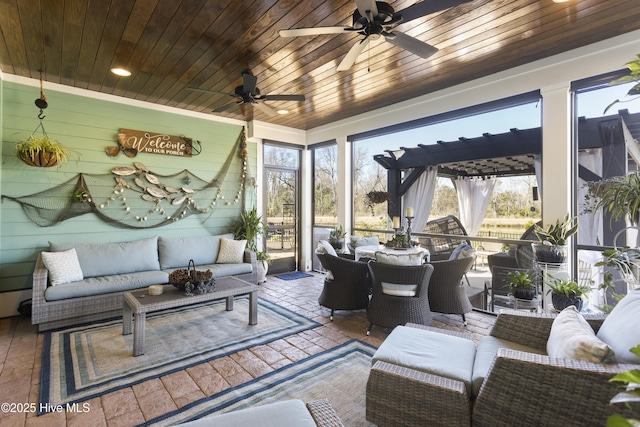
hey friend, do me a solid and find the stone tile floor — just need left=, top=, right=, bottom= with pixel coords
left=0, top=272, right=496, bottom=427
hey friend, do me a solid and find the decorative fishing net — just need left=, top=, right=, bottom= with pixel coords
left=3, top=131, right=251, bottom=229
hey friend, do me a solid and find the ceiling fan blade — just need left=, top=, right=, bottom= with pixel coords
left=213, top=101, right=242, bottom=113
left=242, top=73, right=258, bottom=95
left=337, top=38, right=370, bottom=71
left=279, top=26, right=351, bottom=37
left=264, top=94, right=306, bottom=102
left=186, top=87, right=235, bottom=97
left=355, top=0, right=378, bottom=21
left=253, top=102, right=277, bottom=117
left=398, top=0, right=473, bottom=24
left=384, top=32, right=438, bottom=58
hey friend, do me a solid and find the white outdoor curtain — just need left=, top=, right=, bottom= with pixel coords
left=402, top=167, right=437, bottom=232
left=455, top=176, right=496, bottom=236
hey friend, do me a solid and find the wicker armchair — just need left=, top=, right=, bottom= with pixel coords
left=315, top=252, right=370, bottom=320
left=421, top=215, right=472, bottom=261
left=366, top=261, right=434, bottom=335
left=366, top=312, right=640, bottom=427
left=427, top=256, right=476, bottom=325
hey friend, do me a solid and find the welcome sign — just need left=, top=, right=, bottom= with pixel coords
left=118, top=128, right=193, bottom=157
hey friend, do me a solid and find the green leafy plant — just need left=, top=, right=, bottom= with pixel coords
left=595, top=248, right=640, bottom=312
left=15, top=134, right=71, bottom=166
left=229, top=207, right=270, bottom=263
left=506, top=270, right=534, bottom=294
left=533, top=214, right=578, bottom=245
left=545, top=277, right=590, bottom=298
left=607, top=345, right=640, bottom=427
left=590, top=173, right=640, bottom=226
left=604, top=54, right=640, bottom=115
left=329, top=225, right=346, bottom=241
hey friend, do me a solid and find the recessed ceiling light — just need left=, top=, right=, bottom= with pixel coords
left=552, top=0, right=569, bottom=3
left=111, top=67, right=131, bottom=77
left=277, top=109, right=289, bottom=115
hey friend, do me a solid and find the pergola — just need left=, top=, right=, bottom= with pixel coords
left=375, top=110, right=640, bottom=235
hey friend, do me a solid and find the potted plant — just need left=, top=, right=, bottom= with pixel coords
left=328, top=225, right=346, bottom=250
left=603, top=54, right=640, bottom=115
left=230, top=207, right=270, bottom=283
left=506, top=270, right=536, bottom=300
left=546, top=276, right=591, bottom=311
left=532, top=214, right=578, bottom=263
left=16, top=134, right=71, bottom=167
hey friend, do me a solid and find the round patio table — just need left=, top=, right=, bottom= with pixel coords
left=355, top=244, right=430, bottom=262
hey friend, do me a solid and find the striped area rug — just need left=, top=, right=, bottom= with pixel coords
left=39, top=297, right=319, bottom=413
left=144, top=340, right=377, bottom=427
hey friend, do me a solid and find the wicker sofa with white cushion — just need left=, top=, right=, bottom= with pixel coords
left=31, top=234, right=256, bottom=331
left=366, top=288, right=640, bottom=426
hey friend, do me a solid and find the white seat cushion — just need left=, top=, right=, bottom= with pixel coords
left=381, top=282, right=417, bottom=297
left=372, top=325, right=476, bottom=394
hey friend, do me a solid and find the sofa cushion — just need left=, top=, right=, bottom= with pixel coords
left=44, top=270, right=169, bottom=301
left=50, top=236, right=160, bottom=278
left=350, top=235, right=379, bottom=248
left=217, top=238, right=247, bottom=264
left=176, top=399, right=317, bottom=427
left=381, top=282, right=417, bottom=297
left=375, top=251, right=423, bottom=266
left=158, top=234, right=233, bottom=269
left=596, top=288, right=640, bottom=364
left=473, top=336, right=545, bottom=397
left=316, top=240, right=337, bottom=257
left=372, top=325, right=476, bottom=395
left=449, top=243, right=475, bottom=260
left=41, top=248, right=84, bottom=286
left=547, top=306, right=616, bottom=364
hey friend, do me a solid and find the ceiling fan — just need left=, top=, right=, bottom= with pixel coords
left=187, top=72, right=305, bottom=116
left=279, top=0, right=472, bottom=71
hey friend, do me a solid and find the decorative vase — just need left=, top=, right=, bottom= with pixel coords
left=513, top=286, right=536, bottom=300
left=532, top=242, right=568, bottom=264
left=256, top=260, right=268, bottom=284
left=20, top=151, right=59, bottom=167
left=551, top=292, right=583, bottom=311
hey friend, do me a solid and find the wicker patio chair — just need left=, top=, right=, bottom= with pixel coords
left=366, top=312, right=640, bottom=427
left=366, top=261, right=434, bottom=335
left=421, top=215, right=472, bottom=261
left=427, top=256, right=476, bottom=325
left=315, top=251, right=370, bottom=320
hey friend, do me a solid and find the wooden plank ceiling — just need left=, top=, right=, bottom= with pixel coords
left=1, top=0, right=640, bottom=131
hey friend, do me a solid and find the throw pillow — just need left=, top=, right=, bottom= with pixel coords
left=350, top=235, right=379, bottom=248
left=449, top=243, right=475, bottom=260
left=596, top=288, right=640, bottom=364
left=547, top=306, right=617, bottom=364
left=316, top=240, right=337, bottom=257
left=375, top=251, right=423, bottom=266
left=381, top=282, right=417, bottom=296
left=216, top=238, right=247, bottom=264
left=41, top=248, right=84, bottom=286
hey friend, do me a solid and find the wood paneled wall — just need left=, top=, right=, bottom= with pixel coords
left=0, top=80, right=254, bottom=294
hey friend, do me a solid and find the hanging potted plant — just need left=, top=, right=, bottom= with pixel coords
left=546, top=277, right=591, bottom=311
left=506, top=270, right=536, bottom=300
left=16, top=134, right=71, bottom=167
left=230, top=207, right=270, bottom=283
left=532, top=214, right=578, bottom=264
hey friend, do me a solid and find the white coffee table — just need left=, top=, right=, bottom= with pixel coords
left=123, top=276, right=259, bottom=356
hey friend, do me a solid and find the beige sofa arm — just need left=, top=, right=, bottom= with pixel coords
left=367, top=360, right=472, bottom=427
left=473, top=348, right=640, bottom=427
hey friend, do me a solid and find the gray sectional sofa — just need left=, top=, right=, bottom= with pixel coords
left=31, top=234, right=257, bottom=331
